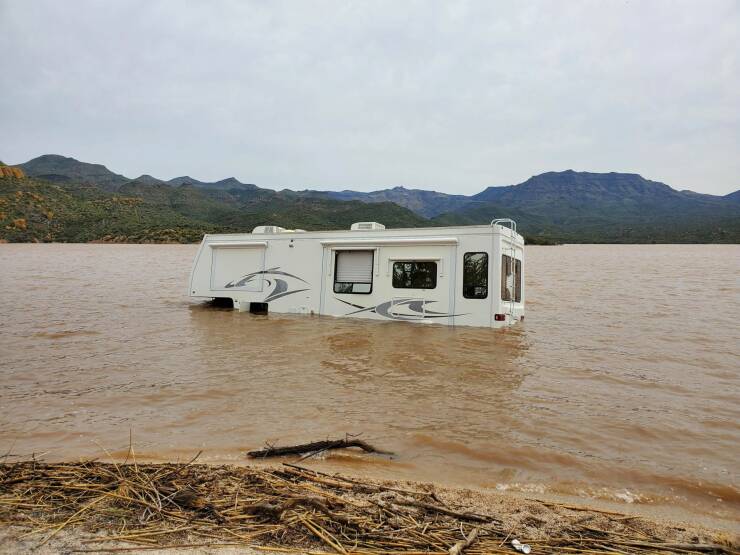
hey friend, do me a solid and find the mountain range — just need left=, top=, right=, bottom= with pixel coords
left=1, top=154, right=738, bottom=243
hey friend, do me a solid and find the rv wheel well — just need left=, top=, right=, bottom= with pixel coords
left=209, top=297, right=234, bottom=308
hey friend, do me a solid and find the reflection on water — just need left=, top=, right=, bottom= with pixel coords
left=0, top=243, right=738, bottom=530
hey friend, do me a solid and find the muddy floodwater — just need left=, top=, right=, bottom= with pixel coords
left=1, top=244, right=738, bottom=530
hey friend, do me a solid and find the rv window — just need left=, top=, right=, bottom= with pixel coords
left=334, top=250, right=373, bottom=294
left=463, top=252, right=488, bottom=299
left=501, top=255, right=522, bottom=302
left=392, top=261, right=437, bottom=289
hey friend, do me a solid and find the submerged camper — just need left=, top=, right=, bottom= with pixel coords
left=189, top=220, right=524, bottom=328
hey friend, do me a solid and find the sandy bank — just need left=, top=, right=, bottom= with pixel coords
left=1, top=460, right=737, bottom=554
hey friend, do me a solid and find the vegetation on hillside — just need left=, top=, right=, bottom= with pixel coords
left=431, top=171, right=740, bottom=243
left=0, top=177, right=216, bottom=243
left=18, top=154, right=129, bottom=190
left=5, top=154, right=739, bottom=243
left=0, top=175, right=426, bottom=243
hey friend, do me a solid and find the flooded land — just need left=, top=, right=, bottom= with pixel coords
left=0, top=244, right=738, bottom=532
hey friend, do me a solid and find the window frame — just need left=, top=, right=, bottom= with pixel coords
left=462, top=251, right=489, bottom=299
left=501, top=254, right=522, bottom=303
left=391, top=260, right=438, bottom=290
left=333, top=250, right=374, bottom=295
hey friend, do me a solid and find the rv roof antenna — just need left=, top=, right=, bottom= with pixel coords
left=490, top=218, right=516, bottom=234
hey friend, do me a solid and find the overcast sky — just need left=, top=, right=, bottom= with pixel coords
left=1, top=1, right=738, bottom=195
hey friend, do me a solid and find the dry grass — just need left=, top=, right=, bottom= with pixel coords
left=0, top=458, right=736, bottom=554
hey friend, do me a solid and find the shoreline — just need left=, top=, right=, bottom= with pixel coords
left=3, top=240, right=740, bottom=246
left=1, top=460, right=736, bottom=554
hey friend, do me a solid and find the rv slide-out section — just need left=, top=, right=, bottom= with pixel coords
left=189, top=222, right=524, bottom=328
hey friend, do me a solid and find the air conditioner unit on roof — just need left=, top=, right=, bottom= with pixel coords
left=350, top=222, right=385, bottom=231
left=252, top=225, right=285, bottom=234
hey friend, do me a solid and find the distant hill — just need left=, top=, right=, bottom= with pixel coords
left=19, top=154, right=129, bottom=191
left=433, top=171, right=740, bottom=242
left=0, top=174, right=425, bottom=243
left=4, top=154, right=739, bottom=243
left=131, top=174, right=163, bottom=186
left=168, top=176, right=259, bottom=191
left=19, top=155, right=260, bottom=193
left=321, top=186, right=474, bottom=218
left=724, top=189, right=740, bottom=203
left=322, top=171, right=740, bottom=243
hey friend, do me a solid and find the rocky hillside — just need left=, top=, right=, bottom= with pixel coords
left=322, top=186, right=474, bottom=218
left=312, top=170, right=740, bottom=243
left=5, top=154, right=739, bottom=243
left=19, top=154, right=129, bottom=190
left=433, top=171, right=740, bottom=242
left=0, top=162, right=25, bottom=179
left=0, top=173, right=425, bottom=243
left=19, top=155, right=260, bottom=192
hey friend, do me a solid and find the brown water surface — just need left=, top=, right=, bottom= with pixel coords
left=1, top=244, right=738, bottom=529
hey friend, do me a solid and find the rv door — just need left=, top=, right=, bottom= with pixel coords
left=209, top=242, right=267, bottom=292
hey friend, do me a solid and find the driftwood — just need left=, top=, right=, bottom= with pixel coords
left=449, top=527, right=480, bottom=555
left=247, top=438, right=393, bottom=458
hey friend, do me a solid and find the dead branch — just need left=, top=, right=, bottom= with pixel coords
left=449, top=527, right=480, bottom=555
left=247, top=438, right=393, bottom=458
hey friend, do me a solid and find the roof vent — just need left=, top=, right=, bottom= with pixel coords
left=350, top=222, right=385, bottom=231
left=252, top=225, right=286, bottom=234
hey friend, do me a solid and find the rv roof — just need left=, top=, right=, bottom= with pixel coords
left=204, top=222, right=523, bottom=243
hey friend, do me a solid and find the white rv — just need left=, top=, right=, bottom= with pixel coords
left=189, top=220, right=524, bottom=328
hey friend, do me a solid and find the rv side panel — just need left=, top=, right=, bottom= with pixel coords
left=189, top=224, right=525, bottom=328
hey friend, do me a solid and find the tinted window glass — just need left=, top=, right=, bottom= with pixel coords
left=501, top=254, right=522, bottom=302
left=392, top=261, right=437, bottom=289
left=463, top=252, right=488, bottom=299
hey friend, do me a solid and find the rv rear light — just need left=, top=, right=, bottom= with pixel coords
left=494, top=314, right=506, bottom=321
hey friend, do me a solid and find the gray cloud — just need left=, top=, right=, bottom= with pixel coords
left=1, top=0, right=738, bottom=195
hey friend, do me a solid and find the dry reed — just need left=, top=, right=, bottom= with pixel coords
left=0, top=457, right=736, bottom=554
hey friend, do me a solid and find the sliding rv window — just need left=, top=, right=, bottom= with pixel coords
left=334, top=250, right=373, bottom=294
left=501, top=255, right=522, bottom=302
left=463, top=252, right=488, bottom=299
left=392, top=261, right=437, bottom=289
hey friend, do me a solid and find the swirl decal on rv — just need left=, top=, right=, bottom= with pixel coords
left=225, top=267, right=310, bottom=303
left=334, top=297, right=467, bottom=320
